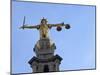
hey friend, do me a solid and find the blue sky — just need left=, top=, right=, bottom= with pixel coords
left=12, top=1, right=96, bottom=74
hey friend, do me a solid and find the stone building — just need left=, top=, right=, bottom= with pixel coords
left=28, top=38, right=62, bottom=73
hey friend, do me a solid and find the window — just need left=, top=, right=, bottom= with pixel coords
left=43, top=65, right=49, bottom=72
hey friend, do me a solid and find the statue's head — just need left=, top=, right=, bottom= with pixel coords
left=41, top=17, right=48, bottom=25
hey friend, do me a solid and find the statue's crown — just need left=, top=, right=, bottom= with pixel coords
left=41, top=17, right=48, bottom=23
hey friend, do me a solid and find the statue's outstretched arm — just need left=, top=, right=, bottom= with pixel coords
left=48, top=22, right=65, bottom=28
left=48, top=22, right=70, bottom=29
left=20, top=25, right=40, bottom=29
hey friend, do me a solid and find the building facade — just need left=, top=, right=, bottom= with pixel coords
left=28, top=38, right=62, bottom=73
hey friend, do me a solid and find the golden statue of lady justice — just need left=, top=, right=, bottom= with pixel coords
left=20, top=17, right=70, bottom=39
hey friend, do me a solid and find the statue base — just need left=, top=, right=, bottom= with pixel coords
left=28, top=38, right=62, bottom=73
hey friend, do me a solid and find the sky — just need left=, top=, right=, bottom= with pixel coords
left=12, top=1, right=96, bottom=74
